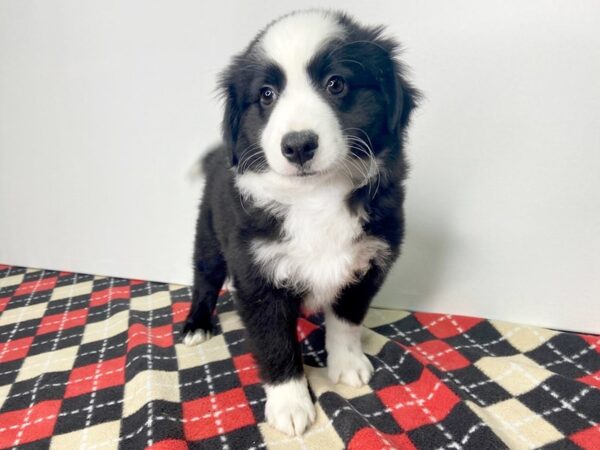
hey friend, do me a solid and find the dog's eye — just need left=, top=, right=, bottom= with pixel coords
left=260, top=86, right=276, bottom=106
left=326, top=76, right=346, bottom=96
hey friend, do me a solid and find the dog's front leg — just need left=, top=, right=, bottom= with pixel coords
left=236, top=287, right=315, bottom=436
left=326, top=265, right=389, bottom=387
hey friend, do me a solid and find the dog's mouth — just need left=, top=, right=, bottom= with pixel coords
left=297, top=169, right=319, bottom=177
left=277, top=166, right=321, bottom=178
left=269, top=164, right=333, bottom=179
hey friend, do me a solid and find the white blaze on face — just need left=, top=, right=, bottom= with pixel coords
left=259, top=11, right=346, bottom=176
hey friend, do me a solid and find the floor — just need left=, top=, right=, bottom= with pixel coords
left=0, top=264, right=599, bottom=449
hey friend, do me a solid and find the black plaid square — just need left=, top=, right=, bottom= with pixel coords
left=221, top=329, right=249, bottom=357
left=373, top=313, right=438, bottom=346
left=0, top=317, right=43, bottom=342
left=351, top=392, right=404, bottom=434
left=443, top=364, right=513, bottom=407
left=120, top=399, right=184, bottom=450
left=187, top=425, right=265, bottom=450
left=55, top=271, right=94, bottom=287
left=0, top=359, right=25, bottom=387
left=526, top=334, right=600, bottom=380
left=518, top=374, right=600, bottom=436
left=28, top=327, right=85, bottom=357
left=320, top=390, right=377, bottom=445
left=446, top=320, right=521, bottom=362
left=370, top=341, right=424, bottom=390
left=179, top=358, right=240, bottom=401
left=74, top=332, right=128, bottom=367
left=54, top=385, right=125, bottom=435
left=408, top=402, right=505, bottom=449
left=2, top=370, right=70, bottom=413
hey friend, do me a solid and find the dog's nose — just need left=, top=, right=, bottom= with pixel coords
left=281, top=130, right=318, bottom=166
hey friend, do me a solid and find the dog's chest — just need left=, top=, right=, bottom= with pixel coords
left=251, top=193, right=385, bottom=309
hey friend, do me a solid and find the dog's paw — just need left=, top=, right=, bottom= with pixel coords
left=181, top=317, right=214, bottom=346
left=265, top=378, right=316, bottom=436
left=328, top=351, right=374, bottom=387
left=182, top=328, right=212, bottom=346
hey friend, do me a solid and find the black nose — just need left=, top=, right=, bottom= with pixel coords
left=281, top=130, right=318, bottom=166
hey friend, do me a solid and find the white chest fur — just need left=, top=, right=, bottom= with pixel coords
left=237, top=172, right=389, bottom=311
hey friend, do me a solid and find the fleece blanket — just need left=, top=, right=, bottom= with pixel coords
left=0, top=264, right=598, bottom=449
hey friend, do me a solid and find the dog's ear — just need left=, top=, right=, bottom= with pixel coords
left=220, top=70, right=241, bottom=166
left=386, top=67, right=419, bottom=136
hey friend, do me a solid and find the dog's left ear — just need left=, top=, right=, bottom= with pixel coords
left=385, top=63, right=420, bottom=136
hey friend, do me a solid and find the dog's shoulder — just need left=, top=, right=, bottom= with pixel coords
left=201, top=145, right=229, bottom=179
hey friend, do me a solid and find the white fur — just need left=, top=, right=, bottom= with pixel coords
left=222, top=276, right=236, bottom=292
left=325, top=309, right=374, bottom=387
left=183, top=329, right=211, bottom=346
left=264, top=376, right=316, bottom=436
left=237, top=170, right=390, bottom=311
left=259, top=11, right=346, bottom=176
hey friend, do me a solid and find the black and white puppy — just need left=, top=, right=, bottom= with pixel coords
left=183, top=10, right=418, bottom=436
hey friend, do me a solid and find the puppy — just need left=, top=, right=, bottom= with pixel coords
left=183, top=10, right=418, bottom=436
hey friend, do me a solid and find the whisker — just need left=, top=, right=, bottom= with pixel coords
left=237, top=142, right=263, bottom=174
left=247, top=154, right=268, bottom=173
left=343, top=127, right=375, bottom=150
left=239, top=151, right=263, bottom=174
left=343, top=153, right=371, bottom=189
left=342, top=129, right=381, bottom=199
left=336, top=157, right=354, bottom=181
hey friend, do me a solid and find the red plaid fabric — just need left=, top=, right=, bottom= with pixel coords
left=0, top=264, right=598, bottom=449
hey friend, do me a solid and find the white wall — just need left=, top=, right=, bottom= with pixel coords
left=1, top=1, right=599, bottom=333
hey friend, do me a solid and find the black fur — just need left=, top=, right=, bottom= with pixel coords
left=183, top=11, right=419, bottom=385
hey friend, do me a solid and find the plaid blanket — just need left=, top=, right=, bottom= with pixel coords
left=0, top=265, right=598, bottom=449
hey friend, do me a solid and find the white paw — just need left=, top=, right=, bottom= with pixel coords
left=328, top=351, right=374, bottom=387
left=183, top=329, right=211, bottom=346
left=264, top=377, right=316, bottom=436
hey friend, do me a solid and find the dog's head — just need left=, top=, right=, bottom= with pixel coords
left=219, top=10, right=418, bottom=182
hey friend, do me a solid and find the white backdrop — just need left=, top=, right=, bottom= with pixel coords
left=1, top=1, right=599, bottom=333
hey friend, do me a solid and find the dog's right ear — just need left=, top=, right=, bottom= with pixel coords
left=220, top=69, right=241, bottom=167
